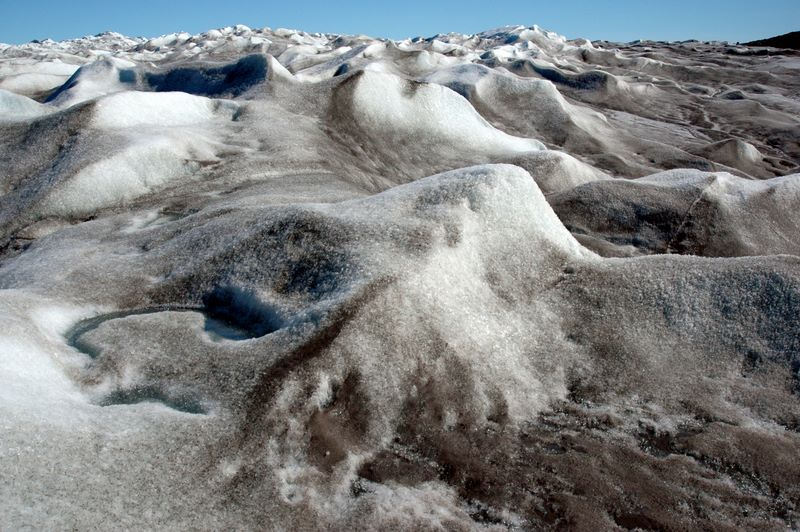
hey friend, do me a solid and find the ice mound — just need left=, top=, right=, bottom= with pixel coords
left=46, top=56, right=138, bottom=106
left=551, top=169, right=800, bottom=256
left=507, top=150, right=610, bottom=194
left=701, top=138, right=762, bottom=164
left=90, top=91, right=238, bottom=128
left=1, top=22, right=800, bottom=530
left=324, top=69, right=544, bottom=183
left=0, top=93, right=234, bottom=225
left=38, top=133, right=212, bottom=217
left=0, top=59, right=80, bottom=96
left=692, top=138, right=767, bottom=176
left=425, top=63, right=610, bottom=153
left=0, top=88, right=51, bottom=121
left=40, top=53, right=273, bottom=107
left=342, top=69, right=544, bottom=155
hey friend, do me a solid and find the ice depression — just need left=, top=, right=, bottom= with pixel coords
left=0, top=24, right=799, bottom=530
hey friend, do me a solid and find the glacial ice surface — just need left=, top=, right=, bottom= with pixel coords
left=0, top=23, right=799, bottom=530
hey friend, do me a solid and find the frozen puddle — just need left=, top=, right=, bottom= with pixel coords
left=65, top=305, right=262, bottom=357
left=65, top=287, right=284, bottom=413
left=67, top=287, right=284, bottom=354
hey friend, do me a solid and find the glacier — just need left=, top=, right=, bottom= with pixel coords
left=0, top=24, right=799, bottom=529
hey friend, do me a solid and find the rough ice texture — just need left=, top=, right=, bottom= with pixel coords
left=0, top=23, right=799, bottom=530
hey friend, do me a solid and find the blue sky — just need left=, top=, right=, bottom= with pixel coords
left=1, top=0, right=798, bottom=44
